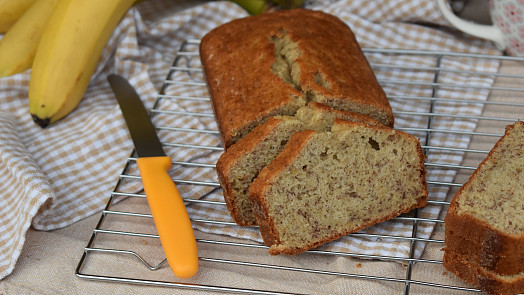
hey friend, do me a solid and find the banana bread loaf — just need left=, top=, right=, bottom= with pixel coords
left=200, top=9, right=393, bottom=149
left=443, top=121, right=524, bottom=294
left=216, top=103, right=383, bottom=226
left=249, top=120, right=427, bottom=255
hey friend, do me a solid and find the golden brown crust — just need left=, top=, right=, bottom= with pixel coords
left=444, top=121, right=524, bottom=276
left=284, top=12, right=392, bottom=122
left=200, top=9, right=392, bottom=149
left=443, top=250, right=524, bottom=295
left=445, top=205, right=524, bottom=276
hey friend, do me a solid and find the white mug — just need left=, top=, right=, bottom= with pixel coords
left=436, top=0, right=524, bottom=56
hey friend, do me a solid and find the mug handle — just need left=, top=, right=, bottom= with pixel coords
left=435, top=0, right=505, bottom=50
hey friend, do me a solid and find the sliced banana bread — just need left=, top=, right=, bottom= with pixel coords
left=443, top=121, right=524, bottom=294
left=249, top=120, right=427, bottom=254
left=216, top=103, right=383, bottom=226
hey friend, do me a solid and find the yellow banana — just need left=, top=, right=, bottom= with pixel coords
left=0, top=0, right=58, bottom=77
left=0, top=0, right=38, bottom=33
left=29, top=0, right=136, bottom=127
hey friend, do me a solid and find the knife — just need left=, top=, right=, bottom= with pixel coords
left=108, top=74, right=198, bottom=279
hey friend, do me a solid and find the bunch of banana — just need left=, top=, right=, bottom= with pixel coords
left=0, top=0, right=136, bottom=128
left=0, top=0, right=58, bottom=77
left=0, top=0, right=303, bottom=128
left=29, top=0, right=136, bottom=127
left=0, top=0, right=37, bottom=33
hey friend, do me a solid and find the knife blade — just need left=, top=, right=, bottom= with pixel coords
left=108, top=74, right=198, bottom=279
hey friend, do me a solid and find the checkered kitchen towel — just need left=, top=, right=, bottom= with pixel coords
left=0, top=0, right=500, bottom=279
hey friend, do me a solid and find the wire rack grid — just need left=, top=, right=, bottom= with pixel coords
left=76, top=39, right=524, bottom=294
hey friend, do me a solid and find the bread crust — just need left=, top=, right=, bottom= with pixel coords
left=200, top=9, right=392, bottom=149
left=443, top=250, right=524, bottom=295
left=444, top=121, right=524, bottom=276
left=445, top=205, right=524, bottom=275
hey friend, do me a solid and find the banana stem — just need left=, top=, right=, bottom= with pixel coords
left=225, top=0, right=268, bottom=15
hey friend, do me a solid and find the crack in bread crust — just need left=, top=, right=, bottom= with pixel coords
left=200, top=9, right=394, bottom=149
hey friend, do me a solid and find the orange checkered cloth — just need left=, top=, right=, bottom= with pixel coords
left=0, top=0, right=500, bottom=279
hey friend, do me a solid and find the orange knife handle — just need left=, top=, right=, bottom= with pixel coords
left=136, top=156, right=198, bottom=279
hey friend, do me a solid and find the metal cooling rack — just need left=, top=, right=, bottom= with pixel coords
left=76, top=39, right=524, bottom=294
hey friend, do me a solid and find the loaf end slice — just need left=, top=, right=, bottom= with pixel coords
left=444, top=121, right=524, bottom=280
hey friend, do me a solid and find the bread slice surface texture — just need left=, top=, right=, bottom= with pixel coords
left=216, top=103, right=383, bottom=226
left=249, top=121, right=427, bottom=254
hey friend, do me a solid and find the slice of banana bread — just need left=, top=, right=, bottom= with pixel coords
left=217, top=116, right=304, bottom=226
left=443, top=121, right=524, bottom=294
left=216, top=103, right=383, bottom=226
left=249, top=120, right=427, bottom=254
